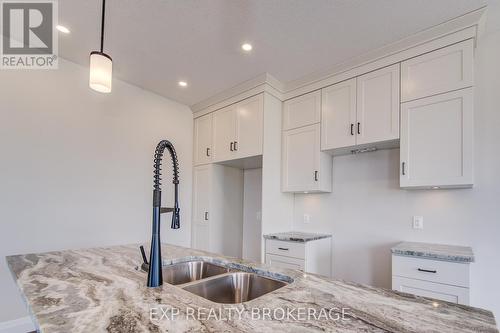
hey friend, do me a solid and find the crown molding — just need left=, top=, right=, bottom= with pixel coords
left=284, top=6, right=485, bottom=98
left=190, top=6, right=486, bottom=115
left=191, top=73, right=284, bottom=117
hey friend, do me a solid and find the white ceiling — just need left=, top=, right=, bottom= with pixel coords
left=58, top=0, right=487, bottom=107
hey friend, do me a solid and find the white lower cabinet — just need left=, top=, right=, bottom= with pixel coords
left=400, top=88, right=473, bottom=189
left=392, top=276, right=469, bottom=305
left=191, top=164, right=244, bottom=257
left=265, top=254, right=305, bottom=270
left=192, top=165, right=211, bottom=251
left=265, top=238, right=332, bottom=277
left=392, top=255, right=470, bottom=305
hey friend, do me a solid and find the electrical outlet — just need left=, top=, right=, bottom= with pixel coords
left=303, top=214, right=311, bottom=224
left=413, top=216, right=424, bottom=229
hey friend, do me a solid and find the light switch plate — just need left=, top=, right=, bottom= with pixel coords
left=303, top=214, right=311, bottom=224
left=413, top=216, right=424, bottom=229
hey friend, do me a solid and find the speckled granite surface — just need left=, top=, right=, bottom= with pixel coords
left=263, top=231, right=332, bottom=242
left=7, top=244, right=496, bottom=333
left=391, top=241, right=475, bottom=263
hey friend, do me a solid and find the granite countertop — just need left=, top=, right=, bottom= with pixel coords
left=263, top=231, right=332, bottom=242
left=391, top=241, right=475, bottom=263
left=7, top=244, right=496, bottom=333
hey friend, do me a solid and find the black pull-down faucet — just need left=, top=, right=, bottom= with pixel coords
left=147, top=140, right=180, bottom=288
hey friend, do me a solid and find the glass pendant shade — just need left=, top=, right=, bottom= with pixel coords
left=89, top=51, right=112, bottom=93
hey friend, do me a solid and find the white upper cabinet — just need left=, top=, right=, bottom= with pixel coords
left=321, top=78, right=357, bottom=150
left=212, top=94, right=263, bottom=163
left=212, top=104, right=237, bottom=163
left=401, top=39, right=474, bottom=102
left=283, top=90, right=321, bottom=130
left=235, top=94, right=264, bottom=159
left=282, top=124, right=332, bottom=193
left=400, top=88, right=473, bottom=189
left=194, top=113, right=213, bottom=166
left=356, top=64, right=400, bottom=145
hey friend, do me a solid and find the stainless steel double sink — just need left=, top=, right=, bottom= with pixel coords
left=158, top=260, right=288, bottom=304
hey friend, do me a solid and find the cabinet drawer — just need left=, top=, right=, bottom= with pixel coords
left=401, top=39, right=473, bottom=102
left=392, top=276, right=469, bottom=305
left=266, top=239, right=305, bottom=259
left=392, top=255, right=469, bottom=287
left=266, top=254, right=305, bottom=271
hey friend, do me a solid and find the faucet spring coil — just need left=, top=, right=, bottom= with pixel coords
left=153, top=140, right=179, bottom=191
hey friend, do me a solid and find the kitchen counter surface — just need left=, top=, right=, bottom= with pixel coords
left=7, top=244, right=497, bottom=333
left=263, top=231, right=332, bottom=242
left=391, top=241, right=475, bottom=263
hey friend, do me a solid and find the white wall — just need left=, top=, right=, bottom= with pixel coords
left=293, top=3, right=500, bottom=319
left=242, top=168, right=262, bottom=262
left=0, top=58, right=193, bottom=323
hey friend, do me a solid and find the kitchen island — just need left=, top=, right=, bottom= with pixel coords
left=6, top=244, right=498, bottom=333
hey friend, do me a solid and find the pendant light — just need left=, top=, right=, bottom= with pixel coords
left=89, top=0, right=112, bottom=93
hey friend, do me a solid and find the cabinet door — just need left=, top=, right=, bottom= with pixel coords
left=401, top=39, right=473, bottom=102
left=356, top=64, right=400, bottom=145
left=283, top=90, right=321, bottom=130
left=282, top=124, right=321, bottom=192
left=212, top=105, right=237, bottom=162
left=192, top=223, right=210, bottom=251
left=193, top=113, right=213, bottom=165
left=321, top=78, right=357, bottom=150
left=400, top=88, right=473, bottom=188
left=235, top=94, right=264, bottom=159
left=192, top=165, right=211, bottom=250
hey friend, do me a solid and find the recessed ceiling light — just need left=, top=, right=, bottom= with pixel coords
left=56, top=25, right=70, bottom=34
left=178, top=81, right=188, bottom=87
left=241, top=43, right=253, bottom=52
left=432, top=186, right=440, bottom=189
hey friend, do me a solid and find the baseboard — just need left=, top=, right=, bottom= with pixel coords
left=0, top=316, right=35, bottom=333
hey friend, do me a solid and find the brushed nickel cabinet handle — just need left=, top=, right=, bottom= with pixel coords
left=206, top=147, right=210, bottom=157
left=204, top=212, right=209, bottom=221
left=418, top=268, right=437, bottom=273
left=278, top=247, right=289, bottom=251
left=350, top=123, right=354, bottom=136
left=314, top=171, right=319, bottom=181
left=230, top=142, right=234, bottom=151
left=357, top=122, right=361, bottom=135
left=402, top=162, right=406, bottom=175
left=234, top=141, right=238, bottom=151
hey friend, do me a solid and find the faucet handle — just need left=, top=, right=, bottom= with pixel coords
left=139, top=245, right=148, bottom=265
left=139, top=246, right=149, bottom=272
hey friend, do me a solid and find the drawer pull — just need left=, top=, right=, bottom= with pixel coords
left=278, top=247, right=289, bottom=251
left=418, top=268, right=437, bottom=273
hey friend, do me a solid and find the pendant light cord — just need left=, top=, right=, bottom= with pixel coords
left=100, top=0, right=106, bottom=52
